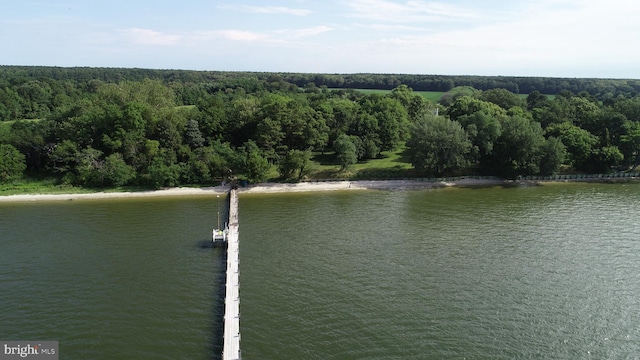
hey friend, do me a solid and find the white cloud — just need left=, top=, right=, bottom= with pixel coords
left=329, top=0, right=640, bottom=76
left=213, top=29, right=270, bottom=42
left=124, top=28, right=181, bottom=45
left=218, top=4, right=311, bottom=16
left=292, top=26, right=333, bottom=38
left=343, top=0, right=478, bottom=23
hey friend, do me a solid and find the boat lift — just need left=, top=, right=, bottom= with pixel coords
left=213, top=194, right=229, bottom=242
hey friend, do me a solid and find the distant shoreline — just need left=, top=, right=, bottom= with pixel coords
left=0, top=177, right=637, bottom=203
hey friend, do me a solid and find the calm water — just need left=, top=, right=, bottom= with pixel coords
left=2, top=184, right=640, bottom=359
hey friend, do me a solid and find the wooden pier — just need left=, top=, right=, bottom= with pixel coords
left=222, top=189, right=241, bottom=360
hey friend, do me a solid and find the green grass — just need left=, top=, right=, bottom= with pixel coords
left=332, top=88, right=555, bottom=102
left=517, top=94, right=556, bottom=100
left=0, top=178, right=89, bottom=196
left=308, top=144, right=415, bottom=180
left=331, top=88, right=444, bottom=102
left=0, top=177, right=165, bottom=196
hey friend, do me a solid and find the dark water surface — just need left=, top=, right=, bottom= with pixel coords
left=0, top=197, right=226, bottom=359
left=2, top=183, right=640, bottom=359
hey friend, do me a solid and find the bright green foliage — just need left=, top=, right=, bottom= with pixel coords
left=102, top=153, right=136, bottom=187
left=3, top=67, right=640, bottom=189
left=447, top=96, right=507, bottom=122
left=407, top=115, right=471, bottom=176
left=148, top=156, right=182, bottom=189
left=546, top=123, right=598, bottom=170
left=0, top=144, right=26, bottom=181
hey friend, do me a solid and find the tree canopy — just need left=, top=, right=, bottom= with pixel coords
left=1, top=66, right=639, bottom=187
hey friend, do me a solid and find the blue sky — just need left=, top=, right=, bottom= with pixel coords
left=2, top=0, right=639, bottom=78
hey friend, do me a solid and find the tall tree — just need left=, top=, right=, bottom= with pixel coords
left=0, top=144, right=26, bottom=181
left=242, top=140, right=270, bottom=183
left=479, top=88, right=526, bottom=110
left=407, top=115, right=471, bottom=176
left=278, top=149, right=312, bottom=180
left=333, top=134, right=357, bottom=170
left=490, top=116, right=548, bottom=177
left=184, top=119, right=205, bottom=148
left=456, top=110, right=502, bottom=168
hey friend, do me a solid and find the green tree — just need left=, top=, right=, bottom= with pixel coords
left=588, top=146, right=623, bottom=173
left=407, top=115, right=471, bottom=176
left=74, top=147, right=104, bottom=186
left=479, top=88, right=526, bottom=110
left=456, top=110, right=502, bottom=167
left=546, top=123, right=598, bottom=171
left=0, top=144, right=26, bottom=181
left=48, top=139, right=79, bottom=175
left=439, top=86, right=481, bottom=107
left=539, top=137, right=566, bottom=175
left=102, top=153, right=136, bottom=187
left=620, top=121, right=640, bottom=169
left=147, top=154, right=182, bottom=189
left=242, top=140, right=270, bottom=183
left=490, top=116, right=547, bottom=177
left=278, top=149, right=312, bottom=180
left=333, top=134, right=357, bottom=170
left=526, top=90, right=550, bottom=111
left=447, top=96, right=507, bottom=122
left=184, top=119, right=205, bottom=148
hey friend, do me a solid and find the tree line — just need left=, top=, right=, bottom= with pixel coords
left=2, top=66, right=640, bottom=122
left=1, top=67, right=640, bottom=188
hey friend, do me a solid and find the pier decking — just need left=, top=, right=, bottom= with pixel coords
left=222, top=189, right=241, bottom=360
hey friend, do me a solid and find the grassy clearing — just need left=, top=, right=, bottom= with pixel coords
left=308, top=144, right=415, bottom=180
left=331, top=88, right=555, bottom=102
left=331, top=88, right=444, bottom=102
left=0, top=177, right=165, bottom=196
left=0, top=178, right=89, bottom=196
left=517, top=94, right=556, bottom=100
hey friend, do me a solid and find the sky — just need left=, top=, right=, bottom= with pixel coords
left=1, top=0, right=639, bottom=78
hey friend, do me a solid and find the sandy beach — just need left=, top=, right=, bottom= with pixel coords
left=0, top=178, right=508, bottom=202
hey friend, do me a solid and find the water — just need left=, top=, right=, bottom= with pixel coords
left=0, top=197, right=226, bottom=359
left=2, top=184, right=640, bottom=358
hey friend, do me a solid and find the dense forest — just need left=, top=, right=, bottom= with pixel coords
left=1, top=66, right=640, bottom=189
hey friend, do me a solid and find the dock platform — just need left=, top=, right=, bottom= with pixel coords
left=222, top=189, right=241, bottom=360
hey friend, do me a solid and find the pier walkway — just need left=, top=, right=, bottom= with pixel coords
left=222, top=189, right=241, bottom=360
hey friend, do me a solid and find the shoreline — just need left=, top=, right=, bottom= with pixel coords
left=0, top=179, right=505, bottom=202
left=0, top=177, right=637, bottom=203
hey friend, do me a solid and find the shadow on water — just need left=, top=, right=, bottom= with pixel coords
left=197, top=239, right=229, bottom=249
left=197, top=238, right=227, bottom=360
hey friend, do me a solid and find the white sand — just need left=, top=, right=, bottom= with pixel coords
left=0, top=178, right=507, bottom=202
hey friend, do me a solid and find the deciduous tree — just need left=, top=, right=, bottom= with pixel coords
left=407, top=115, right=471, bottom=176
left=0, top=144, right=26, bottom=181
